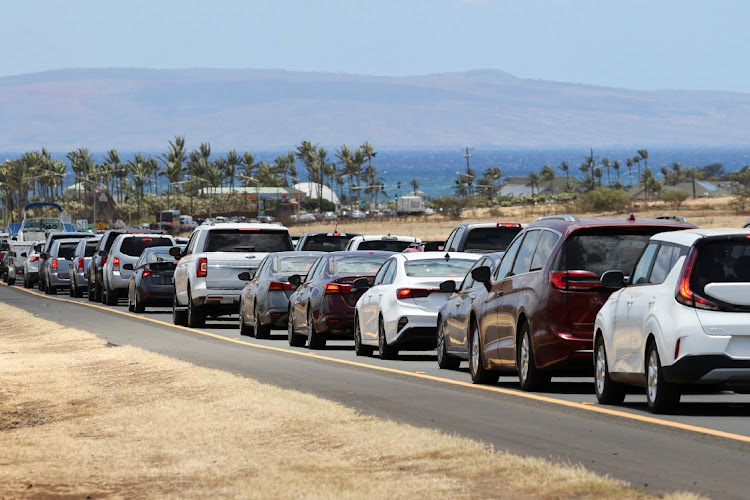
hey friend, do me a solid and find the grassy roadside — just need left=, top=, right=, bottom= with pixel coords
left=0, top=304, right=706, bottom=499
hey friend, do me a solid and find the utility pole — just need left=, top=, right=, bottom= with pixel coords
left=463, top=147, right=474, bottom=197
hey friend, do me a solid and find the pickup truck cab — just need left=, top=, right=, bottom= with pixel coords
left=171, top=222, right=294, bottom=327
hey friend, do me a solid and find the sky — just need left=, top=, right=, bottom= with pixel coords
left=2, top=0, right=749, bottom=93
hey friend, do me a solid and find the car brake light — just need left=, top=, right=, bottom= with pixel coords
left=142, top=238, right=153, bottom=241
left=326, top=283, right=354, bottom=294
left=197, top=257, right=208, bottom=277
left=29, top=256, right=39, bottom=262
left=497, top=222, right=521, bottom=228
left=113, top=256, right=120, bottom=271
left=77, top=258, right=84, bottom=271
left=550, top=270, right=601, bottom=290
left=239, top=228, right=261, bottom=231
left=396, top=288, right=439, bottom=299
left=102, top=257, right=107, bottom=265
left=143, top=265, right=152, bottom=278
left=269, top=281, right=294, bottom=291
left=51, top=259, right=58, bottom=270
left=675, top=248, right=720, bottom=310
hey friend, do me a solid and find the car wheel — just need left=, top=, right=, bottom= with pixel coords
left=127, top=288, right=135, bottom=312
left=255, top=305, right=271, bottom=339
left=74, top=280, right=84, bottom=298
left=46, top=277, right=56, bottom=295
left=239, top=304, right=255, bottom=337
left=87, top=277, right=95, bottom=301
left=517, top=323, right=550, bottom=392
left=646, top=341, right=681, bottom=414
left=104, top=285, right=118, bottom=305
left=437, top=318, right=460, bottom=370
left=469, top=319, right=499, bottom=384
left=133, top=290, right=145, bottom=313
left=172, top=294, right=187, bottom=326
left=38, top=275, right=45, bottom=291
left=23, top=275, right=31, bottom=289
left=7, top=275, right=14, bottom=286
left=308, top=308, right=326, bottom=349
left=594, top=336, right=626, bottom=405
left=287, top=308, right=306, bottom=347
left=378, top=316, right=398, bottom=360
left=354, top=315, right=374, bottom=357
left=186, top=289, right=205, bottom=328
left=96, top=282, right=104, bottom=303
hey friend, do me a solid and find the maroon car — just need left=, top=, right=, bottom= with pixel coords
left=467, top=214, right=696, bottom=391
left=287, top=251, right=392, bottom=349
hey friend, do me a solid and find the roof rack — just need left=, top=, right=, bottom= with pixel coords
left=534, top=215, right=579, bottom=222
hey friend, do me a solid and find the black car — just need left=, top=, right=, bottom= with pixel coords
left=295, top=231, right=361, bottom=252
left=125, top=246, right=177, bottom=313
left=443, top=222, right=524, bottom=254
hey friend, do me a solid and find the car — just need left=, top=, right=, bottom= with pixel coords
left=100, top=233, right=177, bottom=305
left=354, top=252, right=480, bottom=359
left=344, top=234, right=421, bottom=252
left=294, top=231, right=361, bottom=252
left=350, top=210, right=366, bottom=220
left=38, top=231, right=96, bottom=292
left=172, top=222, right=294, bottom=327
left=298, top=213, right=317, bottom=223
left=238, top=251, right=325, bottom=338
left=40, top=238, right=81, bottom=295
left=467, top=214, right=696, bottom=391
left=424, top=207, right=436, bottom=216
left=21, top=242, right=44, bottom=288
left=287, top=251, right=393, bottom=349
left=126, top=246, right=179, bottom=313
left=69, top=236, right=102, bottom=297
left=443, top=221, right=524, bottom=254
left=594, top=228, right=750, bottom=413
left=323, top=211, right=338, bottom=221
left=657, top=215, right=690, bottom=224
left=436, top=252, right=506, bottom=369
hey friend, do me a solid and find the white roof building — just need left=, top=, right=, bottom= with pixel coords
left=293, top=182, right=340, bottom=205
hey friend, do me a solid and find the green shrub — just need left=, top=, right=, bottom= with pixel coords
left=582, top=188, right=632, bottom=212
left=660, top=189, right=690, bottom=208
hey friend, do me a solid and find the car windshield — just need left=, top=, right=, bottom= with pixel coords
left=463, top=227, right=522, bottom=252
left=557, top=229, right=657, bottom=277
left=204, top=229, right=293, bottom=252
left=404, top=258, right=477, bottom=278
left=692, top=239, right=750, bottom=293
left=278, top=256, right=320, bottom=273
left=357, top=240, right=412, bottom=252
left=120, top=237, right=175, bottom=257
left=299, top=234, right=352, bottom=252
left=330, top=255, right=390, bottom=274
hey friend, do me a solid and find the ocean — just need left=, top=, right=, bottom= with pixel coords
left=2, top=146, right=750, bottom=199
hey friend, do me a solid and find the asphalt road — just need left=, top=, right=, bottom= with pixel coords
left=3, top=283, right=750, bottom=499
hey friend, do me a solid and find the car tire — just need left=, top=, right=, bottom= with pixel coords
left=38, top=275, right=45, bottom=292
left=517, top=323, right=550, bottom=392
left=96, top=282, right=104, bottom=303
left=74, top=283, right=84, bottom=298
left=104, top=285, right=118, bottom=306
left=255, top=306, right=271, bottom=339
left=287, top=308, right=306, bottom=347
left=469, top=319, right=499, bottom=384
left=594, top=336, right=626, bottom=405
left=173, top=294, right=188, bottom=326
left=354, top=315, right=374, bottom=357
left=46, top=277, right=56, bottom=295
left=186, top=289, right=205, bottom=328
left=646, top=341, right=681, bottom=414
left=378, top=316, right=398, bottom=360
left=7, top=275, right=14, bottom=286
left=133, top=290, right=145, bottom=313
left=239, top=305, right=255, bottom=337
left=87, top=277, right=96, bottom=301
left=127, top=288, right=135, bottom=312
left=308, top=308, right=326, bottom=349
left=437, top=318, right=461, bottom=370
left=23, top=275, right=31, bottom=289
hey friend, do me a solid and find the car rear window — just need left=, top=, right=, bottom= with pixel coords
left=357, top=240, right=412, bottom=252
left=204, top=229, right=293, bottom=252
left=84, top=242, right=98, bottom=257
left=278, top=256, right=320, bottom=273
left=299, top=234, right=352, bottom=252
left=463, top=227, right=522, bottom=252
left=330, top=254, right=390, bottom=274
left=692, top=239, right=750, bottom=293
left=57, top=243, right=78, bottom=260
left=120, top=237, right=175, bottom=257
left=557, top=229, right=658, bottom=277
left=404, top=258, right=477, bottom=278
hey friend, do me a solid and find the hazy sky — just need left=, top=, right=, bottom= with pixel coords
left=3, top=0, right=749, bottom=93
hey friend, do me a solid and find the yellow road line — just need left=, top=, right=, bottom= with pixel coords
left=8, top=282, right=750, bottom=444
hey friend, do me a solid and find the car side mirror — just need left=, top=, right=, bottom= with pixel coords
left=439, top=280, right=457, bottom=293
left=288, top=274, right=301, bottom=286
left=99, top=250, right=107, bottom=258
left=601, top=270, right=626, bottom=289
left=238, top=271, right=251, bottom=281
left=39, top=252, right=47, bottom=260
left=21, top=252, right=27, bottom=257
left=471, top=266, right=491, bottom=283
left=352, top=277, right=371, bottom=289
left=122, top=263, right=134, bottom=271
left=169, top=246, right=182, bottom=258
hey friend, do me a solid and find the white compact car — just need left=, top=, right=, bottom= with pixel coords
left=594, top=228, right=750, bottom=413
left=353, top=252, right=479, bottom=359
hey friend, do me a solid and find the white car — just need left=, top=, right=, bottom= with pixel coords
left=353, top=252, right=480, bottom=359
left=344, top=234, right=421, bottom=252
left=594, top=228, right=750, bottom=414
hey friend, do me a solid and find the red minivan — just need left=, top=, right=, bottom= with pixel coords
left=468, top=214, right=695, bottom=391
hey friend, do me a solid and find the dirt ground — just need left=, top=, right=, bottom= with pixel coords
left=0, top=304, right=706, bottom=499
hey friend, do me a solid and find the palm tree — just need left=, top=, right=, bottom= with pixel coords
left=225, top=150, right=242, bottom=192
left=410, top=179, right=419, bottom=195
left=481, top=166, right=502, bottom=199
left=160, top=160, right=183, bottom=209
left=601, top=157, right=611, bottom=186
left=633, top=156, right=641, bottom=181
left=274, top=150, right=296, bottom=187
left=541, top=165, right=555, bottom=194
left=214, top=157, right=227, bottom=190
left=526, top=171, right=540, bottom=196
left=612, top=160, right=621, bottom=181
left=242, top=151, right=258, bottom=184
left=558, top=161, right=570, bottom=189
left=128, top=153, right=150, bottom=218
left=594, top=167, right=603, bottom=188
left=625, top=157, right=634, bottom=187
left=637, top=149, right=649, bottom=172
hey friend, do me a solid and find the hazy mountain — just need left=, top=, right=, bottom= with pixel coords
left=1, top=68, right=748, bottom=151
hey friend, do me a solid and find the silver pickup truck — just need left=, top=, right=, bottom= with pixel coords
left=171, top=222, right=294, bottom=327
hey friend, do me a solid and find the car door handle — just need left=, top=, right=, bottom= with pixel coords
left=649, top=297, right=656, bottom=306
left=626, top=298, right=634, bottom=306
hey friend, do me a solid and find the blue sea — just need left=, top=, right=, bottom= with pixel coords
left=2, top=147, right=750, bottom=199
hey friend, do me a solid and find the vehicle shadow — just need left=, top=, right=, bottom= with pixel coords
left=619, top=401, right=750, bottom=417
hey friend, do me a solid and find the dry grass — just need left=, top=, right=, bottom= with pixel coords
left=292, top=197, right=748, bottom=241
left=0, top=305, right=708, bottom=499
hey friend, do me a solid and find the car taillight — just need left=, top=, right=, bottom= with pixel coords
left=550, top=271, right=601, bottom=290
left=51, top=259, right=58, bottom=270
left=102, top=257, right=107, bottom=265
left=143, top=264, right=152, bottom=278
left=675, top=248, right=720, bottom=310
left=197, top=257, right=208, bottom=277
left=113, top=256, right=120, bottom=271
left=29, top=256, right=39, bottom=262
left=269, top=281, right=294, bottom=291
left=497, top=222, right=521, bottom=228
left=77, top=258, right=84, bottom=271
left=396, top=288, right=439, bottom=300
left=326, top=283, right=353, bottom=294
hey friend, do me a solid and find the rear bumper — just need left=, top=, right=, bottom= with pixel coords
left=49, top=272, right=71, bottom=287
left=663, top=354, right=750, bottom=385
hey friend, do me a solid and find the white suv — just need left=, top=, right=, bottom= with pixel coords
left=171, top=222, right=294, bottom=327
left=595, top=228, right=750, bottom=413
left=344, top=234, right=420, bottom=252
